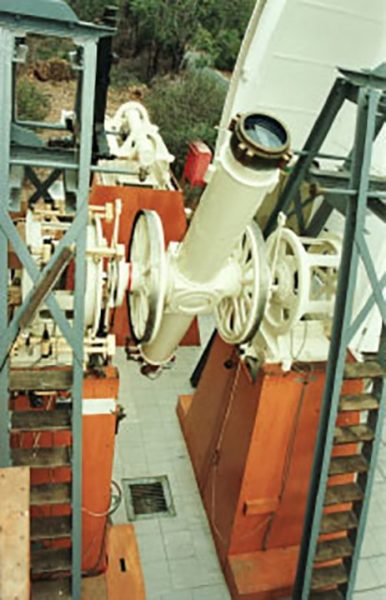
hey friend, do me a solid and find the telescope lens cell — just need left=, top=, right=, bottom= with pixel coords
left=244, top=115, right=288, bottom=152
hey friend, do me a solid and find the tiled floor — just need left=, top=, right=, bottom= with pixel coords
left=112, top=318, right=386, bottom=599
left=112, top=319, right=230, bottom=600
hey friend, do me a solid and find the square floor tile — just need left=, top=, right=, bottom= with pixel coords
left=164, top=530, right=195, bottom=560
left=137, top=533, right=166, bottom=563
left=142, top=559, right=172, bottom=596
left=169, top=557, right=223, bottom=590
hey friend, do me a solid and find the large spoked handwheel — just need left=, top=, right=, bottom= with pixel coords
left=215, top=221, right=269, bottom=345
left=85, top=217, right=104, bottom=336
left=264, top=228, right=309, bottom=335
left=127, top=210, right=167, bottom=344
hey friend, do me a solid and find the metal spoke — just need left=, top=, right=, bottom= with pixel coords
left=128, top=210, right=166, bottom=344
left=215, top=221, right=269, bottom=344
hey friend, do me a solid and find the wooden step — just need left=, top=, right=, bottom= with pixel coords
left=10, top=367, right=73, bottom=391
left=343, top=361, right=385, bottom=380
left=31, top=547, right=71, bottom=575
left=31, top=515, right=72, bottom=541
left=31, top=483, right=71, bottom=506
left=325, top=482, right=363, bottom=506
left=339, top=393, right=379, bottom=412
left=320, top=510, right=358, bottom=534
left=329, top=454, right=369, bottom=475
left=334, top=424, right=374, bottom=444
left=310, top=590, right=344, bottom=600
left=315, top=537, right=353, bottom=563
left=12, top=447, right=71, bottom=469
left=11, top=409, right=71, bottom=431
left=311, top=563, right=348, bottom=590
left=31, top=578, right=71, bottom=600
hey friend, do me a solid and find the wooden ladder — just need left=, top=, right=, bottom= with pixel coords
left=10, top=368, right=74, bottom=599
left=303, top=360, right=385, bottom=599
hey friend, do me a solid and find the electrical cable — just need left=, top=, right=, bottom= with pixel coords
left=82, top=480, right=123, bottom=577
left=82, top=480, right=123, bottom=518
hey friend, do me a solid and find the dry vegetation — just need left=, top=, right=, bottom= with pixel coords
left=29, top=77, right=148, bottom=124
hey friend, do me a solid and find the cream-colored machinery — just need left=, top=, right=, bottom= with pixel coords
left=101, top=101, right=175, bottom=189
left=126, top=111, right=343, bottom=373
left=12, top=200, right=130, bottom=366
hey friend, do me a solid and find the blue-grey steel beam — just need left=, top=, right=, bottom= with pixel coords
left=356, top=234, right=386, bottom=324
left=0, top=204, right=81, bottom=359
left=347, top=273, right=386, bottom=342
left=293, top=87, right=381, bottom=599
left=27, top=168, right=62, bottom=205
left=70, top=39, right=98, bottom=600
left=0, top=27, right=14, bottom=467
left=0, top=12, right=112, bottom=40
left=264, top=77, right=348, bottom=236
left=347, top=325, right=386, bottom=598
left=0, top=15, right=110, bottom=599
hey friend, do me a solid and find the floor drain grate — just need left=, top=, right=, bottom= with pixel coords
left=122, top=476, right=176, bottom=521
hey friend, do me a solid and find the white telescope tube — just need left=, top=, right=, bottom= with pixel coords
left=176, top=145, right=279, bottom=283
left=141, top=314, right=194, bottom=366
left=141, top=113, right=290, bottom=365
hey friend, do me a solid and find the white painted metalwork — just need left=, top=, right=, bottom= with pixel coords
left=21, top=201, right=130, bottom=359
left=215, top=221, right=269, bottom=344
left=264, top=228, right=340, bottom=334
left=243, top=226, right=341, bottom=369
left=127, top=0, right=386, bottom=370
left=128, top=113, right=287, bottom=366
left=101, top=101, right=175, bottom=189
left=217, top=0, right=386, bottom=164
left=217, top=0, right=386, bottom=361
left=128, top=210, right=167, bottom=344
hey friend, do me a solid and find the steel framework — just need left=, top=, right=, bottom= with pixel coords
left=0, top=9, right=110, bottom=599
left=271, top=65, right=386, bottom=598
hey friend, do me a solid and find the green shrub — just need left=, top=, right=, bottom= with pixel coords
left=67, top=0, right=114, bottom=21
left=16, top=78, right=51, bottom=122
left=110, top=58, right=144, bottom=89
left=190, top=26, right=219, bottom=67
left=28, top=35, right=74, bottom=62
left=146, top=71, right=227, bottom=177
left=214, top=29, right=243, bottom=71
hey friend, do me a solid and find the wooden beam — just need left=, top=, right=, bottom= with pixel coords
left=0, top=467, right=30, bottom=600
left=19, top=246, right=73, bottom=329
left=106, top=524, right=145, bottom=600
left=10, top=367, right=73, bottom=391
left=244, top=497, right=280, bottom=516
